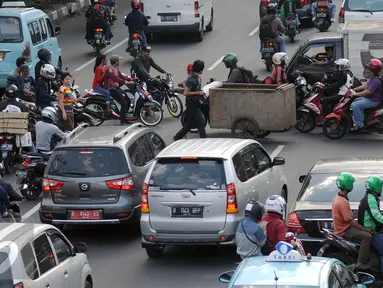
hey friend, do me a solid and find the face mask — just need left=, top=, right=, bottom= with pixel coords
left=363, top=70, right=374, bottom=79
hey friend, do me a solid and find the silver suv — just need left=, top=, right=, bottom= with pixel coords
left=39, top=123, right=166, bottom=228
left=140, top=138, right=288, bottom=258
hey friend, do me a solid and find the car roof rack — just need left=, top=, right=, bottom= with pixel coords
left=62, top=123, right=89, bottom=144
left=1, top=1, right=27, bottom=7
left=113, top=123, right=143, bottom=143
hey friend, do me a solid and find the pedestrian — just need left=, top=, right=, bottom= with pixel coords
left=174, top=60, right=207, bottom=140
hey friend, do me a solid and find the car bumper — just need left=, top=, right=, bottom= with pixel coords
left=144, top=23, right=200, bottom=33
left=140, top=214, right=238, bottom=246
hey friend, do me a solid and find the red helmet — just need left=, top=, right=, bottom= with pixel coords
left=131, top=0, right=140, bottom=9
left=365, top=59, right=383, bottom=74
left=186, top=63, right=193, bottom=71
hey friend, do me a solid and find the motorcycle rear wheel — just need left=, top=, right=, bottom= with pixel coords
left=265, top=58, right=273, bottom=72
left=3, top=154, right=14, bottom=175
left=323, top=118, right=348, bottom=140
left=139, top=101, right=163, bottom=126
left=295, top=110, right=316, bottom=133
left=83, top=103, right=105, bottom=126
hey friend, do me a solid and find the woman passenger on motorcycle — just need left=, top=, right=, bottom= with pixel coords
left=92, top=54, right=111, bottom=118
left=350, top=59, right=383, bottom=131
left=270, top=52, right=288, bottom=85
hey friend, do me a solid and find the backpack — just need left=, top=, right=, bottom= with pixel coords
left=259, top=15, right=277, bottom=41
left=237, top=67, right=254, bottom=83
left=90, top=5, right=104, bottom=22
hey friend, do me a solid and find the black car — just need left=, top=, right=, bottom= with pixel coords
left=287, top=157, right=383, bottom=253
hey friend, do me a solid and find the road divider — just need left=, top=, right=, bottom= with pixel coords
left=270, top=145, right=285, bottom=159
left=207, top=56, right=224, bottom=71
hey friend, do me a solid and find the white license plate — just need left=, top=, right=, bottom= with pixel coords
left=262, top=47, right=274, bottom=53
left=161, top=15, right=177, bottom=22
left=1, top=144, right=13, bottom=151
left=285, top=20, right=296, bottom=25
left=319, top=221, right=333, bottom=229
left=316, top=13, right=327, bottom=17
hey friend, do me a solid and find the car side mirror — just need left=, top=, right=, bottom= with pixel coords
left=299, top=175, right=306, bottom=183
left=73, top=242, right=88, bottom=253
left=146, top=16, right=151, bottom=19
left=55, top=27, right=61, bottom=36
left=272, top=157, right=285, bottom=166
left=357, top=272, right=375, bottom=285
left=218, top=271, right=235, bottom=283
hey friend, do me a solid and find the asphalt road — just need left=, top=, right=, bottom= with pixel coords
left=7, top=0, right=383, bottom=287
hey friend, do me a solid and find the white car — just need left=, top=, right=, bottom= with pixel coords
left=339, top=0, right=383, bottom=23
left=1, top=223, right=92, bottom=288
left=142, top=0, right=214, bottom=42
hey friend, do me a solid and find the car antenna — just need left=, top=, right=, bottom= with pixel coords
left=274, top=271, right=278, bottom=288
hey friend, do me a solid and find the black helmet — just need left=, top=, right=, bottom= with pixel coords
left=37, top=48, right=51, bottom=63
left=267, top=3, right=277, bottom=14
left=245, top=200, right=266, bottom=222
left=5, top=84, right=18, bottom=98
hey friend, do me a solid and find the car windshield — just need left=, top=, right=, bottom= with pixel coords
left=346, top=0, right=383, bottom=12
left=0, top=17, right=22, bottom=43
left=47, top=147, right=129, bottom=177
left=149, top=158, right=226, bottom=190
left=299, top=174, right=374, bottom=202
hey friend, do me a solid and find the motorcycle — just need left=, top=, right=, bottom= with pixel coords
left=127, top=32, right=143, bottom=58
left=314, top=6, right=331, bottom=32
left=295, top=82, right=325, bottom=133
left=284, top=13, right=298, bottom=43
left=149, top=74, right=184, bottom=118
left=84, top=81, right=163, bottom=126
left=90, top=28, right=106, bottom=55
left=261, top=38, right=278, bottom=72
left=292, top=71, right=312, bottom=108
left=285, top=232, right=306, bottom=256
left=322, top=91, right=383, bottom=140
left=0, top=134, right=16, bottom=175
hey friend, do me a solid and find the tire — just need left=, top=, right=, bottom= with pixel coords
left=322, top=118, right=348, bottom=140
left=295, top=110, right=316, bottom=133
left=206, top=9, right=214, bottom=32
left=85, top=280, right=92, bottom=288
left=167, top=95, right=184, bottom=118
left=289, top=35, right=295, bottom=43
left=265, top=58, right=273, bottom=72
left=83, top=103, right=105, bottom=126
left=3, top=155, right=14, bottom=175
left=75, top=114, right=95, bottom=127
left=181, top=109, right=207, bottom=133
left=96, top=47, right=101, bottom=55
left=139, top=101, right=163, bottom=126
left=231, top=117, right=259, bottom=139
left=146, top=247, right=164, bottom=258
left=195, top=20, right=204, bottom=42
left=23, top=185, right=42, bottom=201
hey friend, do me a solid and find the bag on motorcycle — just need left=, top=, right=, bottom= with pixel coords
left=259, top=15, right=277, bottom=41
left=237, top=67, right=254, bottom=83
left=317, top=0, right=329, bottom=7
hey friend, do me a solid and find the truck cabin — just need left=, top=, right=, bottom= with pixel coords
left=287, top=33, right=343, bottom=85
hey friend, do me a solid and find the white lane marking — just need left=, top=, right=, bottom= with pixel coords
left=21, top=203, right=41, bottom=222
left=74, top=37, right=130, bottom=72
left=207, top=56, right=224, bottom=71
left=270, top=145, right=285, bottom=159
left=249, top=25, right=259, bottom=36
left=0, top=223, right=25, bottom=240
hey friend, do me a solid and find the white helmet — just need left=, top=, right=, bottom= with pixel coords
left=265, top=195, right=286, bottom=216
left=40, top=64, right=56, bottom=79
left=41, top=107, right=57, bottom=123
left=272, top=52, right=288, bottom=65
left=334, top=58, right=351, bottom=71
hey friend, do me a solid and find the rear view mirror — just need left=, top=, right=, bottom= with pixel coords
left=357, top=272, right=375, bottom=285
left=55, top=27, right=61, bottom=36
left=218, top=271, right=234, bottom=283
left=299, top=175, right=306, bottom=183
left=272, top=157, right=285, bottom=166
left=73, top=242, right=88, bottom=253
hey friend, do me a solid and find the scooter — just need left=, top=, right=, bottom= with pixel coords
left=127, top=32, right=143, bottom=58
left=284, top=13, right=299, bottom=43
left=261, top=38, right=278, bottom=72
left=314, top=6, right=331, bottom=32
left=89, top=28, right=107, bottom=55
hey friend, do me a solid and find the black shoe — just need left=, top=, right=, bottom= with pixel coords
left=350, top=125, right=364, bottom=132
left=106, top=40, right=111, bottom=45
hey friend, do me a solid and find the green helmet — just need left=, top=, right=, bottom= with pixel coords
left=336, top=172, right=356, bottom=191
left=222, top=53, right=238, bottom=66
left=365, top=175, right=383, bottom=195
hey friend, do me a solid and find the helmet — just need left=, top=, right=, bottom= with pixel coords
left=222, top=53, right=238, bottom=68
left=186, top=63, right=193, bottom=71
left=365, top=59, right=382, bottom=75
left=334, top=58, right=351, bottom=71
left=41, top=107, right=57, bottom=123
left=37, top=48, right=51, bottom=63
left=267, top=3, right=277, bottom=14
left=272, top=52, right=288, bottom=65
left=131, top=0, right=140, bottom=9
left=5, top=84, right=18, bottom=98
left=312, top=82, right=325, bottom=92
left=245, top=200, right=266, bottom=222
left=265, top=195, right=286, bottom=216
left=336, top=172, right=356, bottom=191
left=40, top=64, right=56, bottom=79
left=365, top=175, right=383, bottom=195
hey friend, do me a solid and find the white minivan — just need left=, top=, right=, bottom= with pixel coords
left=141, top=0, right=214, bottom=42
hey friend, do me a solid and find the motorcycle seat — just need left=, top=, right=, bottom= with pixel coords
left=26, top=152, right=50, bottom=161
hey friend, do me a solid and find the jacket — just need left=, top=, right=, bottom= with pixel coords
left=358, top=192, right=383, bottom=232
left=131, top=54, right=166, bottom=82
left=260, top=212, right=286, bottom=252
left=103, top=66, right=126, bottom=90
left=125, top=9, right=148, bottom=33
left=236, top=217, right=266, bottom=259
left=35, top=78, right=57, bottom=108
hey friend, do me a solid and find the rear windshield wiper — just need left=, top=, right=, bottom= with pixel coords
left=56, top=172, right=87, bottom=176
left=159, top=187, right=196, bottom=195
left=351, top=9, right=373, bottom=14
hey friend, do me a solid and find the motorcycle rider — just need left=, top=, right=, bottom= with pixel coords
left=36, top=107, right=67, bottom=159
left=278, top=0, right=300, bottom=31
left=236, top=200, right=266, bottom=259
left=85, top=0, right=112, bottom=44
left=271, top=52, right=288, bottom=85
left=358, top=175, right=383, bottom=273
left=35, top=64, right=58, bottom=110
left=332, top=172, right=372, bottom=270
left=321, top=58, right=354, bottom=117
left=259, top=4, right=286, bottom=54
left=311, top=0, right=336, bottom=23
left=125, top=0, right=148, bottom=50
left=0, top=85, right=29, bottom=113
left=131, top=46, right=168, bottom=83
left=222, top=53, right=253, bottom=83
left=350, top=59, right=383, bottom=131
left=34, top=48, right=63, bottom=81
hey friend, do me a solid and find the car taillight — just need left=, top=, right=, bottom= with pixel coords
left=139, top=1, right=144, bottom=12
left=338, top=7, right=345, bottom=23
left=14, top=283, right=24, bottom=288
left=105, top=177, right=134, bottom=190
left=194, top=1, right=200, bottom=17
left=141, top=183, right=149, bottom=213
left=287, top=212, right=306, bottom=233
left=133, top=33, right=139, bottom=39
left=22, top=42, right=31, bottom=62
left=42, top=178, right=65, bottom=191
left=226, top=183, right=238, bottom=214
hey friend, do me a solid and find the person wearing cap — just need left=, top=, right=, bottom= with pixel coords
left=171, top=63, right=193, bottom=94
left=6, top=61, right=33, bottom=100
left=131, top=46, right=168, bottom=83
left=104, top=55, right=134, bottom=125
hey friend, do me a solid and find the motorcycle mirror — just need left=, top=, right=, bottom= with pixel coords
left=146, top=16, right=151, bottom=19
left=65, top=65, right=69, bottom=71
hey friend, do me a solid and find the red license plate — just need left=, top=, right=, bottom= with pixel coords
left=70, top=210, right=101, bottom=220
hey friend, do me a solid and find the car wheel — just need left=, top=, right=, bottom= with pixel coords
left=85, top=280, right=92, bottom=288
left=146, top=246, right=165, bottom=258
left=206, top=9, right=213, bottom=31
left=195, top=19, right=204, bottom=42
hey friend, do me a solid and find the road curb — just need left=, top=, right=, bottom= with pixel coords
left=47, top=0, right=90, bottom=21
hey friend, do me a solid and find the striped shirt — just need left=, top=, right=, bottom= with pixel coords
left=58, top=85, right=73, bottom=112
